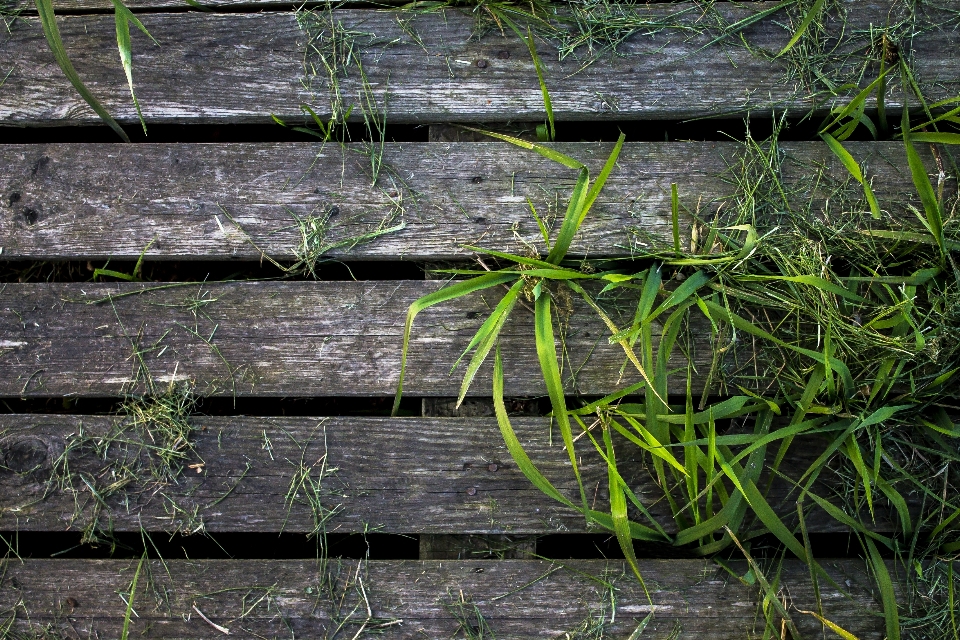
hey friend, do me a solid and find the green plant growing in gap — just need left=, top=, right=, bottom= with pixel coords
left=34, top=0, right=157, bottom=140
left=394, top=85, right=959, bottom=635
left=219, top=204, right=405, bottom=280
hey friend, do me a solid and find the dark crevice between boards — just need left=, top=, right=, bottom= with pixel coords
left=0, top=122, right=430, bottom=144
left=10, top=0, right=808, bottom=18
left=0, top=260, right=427, bottom=283
left=0, top=115, right=873, bottom=145
left=0, top=531, right=419, bottom=560
left=2, top=395, right=740, bottom=417
left=538, top=533, right=879, bottom=560
left=0, top=531, right=875, bottom=561
left=0, top=396, right=425, bottom=416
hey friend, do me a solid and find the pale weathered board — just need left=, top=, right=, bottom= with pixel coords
left=0, top=414, right=901, bottom=534
left=0, top=558, right=890, bottom=639
left=0, top=141, right=938, bottom=261
left=30, top=0, right=371, bottom=9
left=1, top=2, right=957, bottom=126
left=0, top=281, right=715, bottom=398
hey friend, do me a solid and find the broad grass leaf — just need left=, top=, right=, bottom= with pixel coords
left=35, top=0, right=130, bottom=141
left=392, top=272, right=516, bottom=415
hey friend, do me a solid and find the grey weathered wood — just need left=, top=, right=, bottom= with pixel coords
left=0, top=558, right=890, bottom=638
left=31, top=0, right=373, bottom=9
left=1, top=3, right=957, bottom=126
left=0, top=281, right=712, bottom=398
left=0, top=414, right=907, bottom=534
left=419, top=394, right=537, bottom=558
left=0, top=141, right=939, bottom=260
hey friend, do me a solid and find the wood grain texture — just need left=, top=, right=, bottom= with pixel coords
left=0, top=558, right=890, bottom=638
left=0, top=281, right=714, bottom=397
left=0, top=414, right=907, bottom=534
left=0, top=141, right=937, bottom=261
left=31, top=0, right=367, bottom=9
left=1, top=2, right=957, bottom=126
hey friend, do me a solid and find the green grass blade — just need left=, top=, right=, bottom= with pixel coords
left=579, top=133, right=626, bottom=226
left=35, top=0, right=130, bottom=141
left=456, top=280, right=523, bottom=406
left=843, top=434, right=874, bottom=521
left=805, top=490, right=892, bottom=546
left=725, top=528, right=803, bottom=639
left=459, top=126, right=583, bottom=169
left=121, top=552, right=146, bottom=640
left=602, top=422, right=652, bottom=600
left=865, top=537, right=900, bottom=640
left=525, top=27, right=554, bottom=142
left=702, top=299, right=855, bottom=396
left=821, top=132, right=881, bottom=219
left=821, top=69, right=890, bottom=136
left=796, top=610, right=862, bottom=639
left=492, top=346, right=578, bottom=510
left=778, top=0, right=825, bottom=56
left=567, top=281, right=662, bottom=402
left=534, top=293, right=588, bottom=516
left=693, top=0, right=790, bottom=54
left=902, top=101, right=946, bottom=258
left=392, top=272, right=517, bottom=416
left=671, top=182, right=681, bottom=252
left=110, top=0, right=157, bottom=135
left=909, top=132, right=960, bottom=144
left=546, top=167, right=590, bottom=264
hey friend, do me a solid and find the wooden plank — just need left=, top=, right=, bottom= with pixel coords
left=32, top=0, right=367, bottom=9
left=0, top=281, right=712, bottom=398
left=0, top=558, right=889, bottom=638
left=1, top=3, right=957, bottom=126
left=0, top=141, right=938, bottom=261
left=0, top=414, right=906, bottom=534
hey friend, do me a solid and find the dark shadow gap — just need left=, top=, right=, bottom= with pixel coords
left=0, top=115, right=866, bottom=145
left=2, top=395, right=743, bottom=417
left=0, top=531, right=419, bottom=560
left=1, top=531, right=873, bottom=561
left=0, top=260, right=427, bottom=283
left=0, top=122, right=430, bottom=144
left=1, top=396, right=424, bottom=416
left=537, top=532, right=872, bottom=560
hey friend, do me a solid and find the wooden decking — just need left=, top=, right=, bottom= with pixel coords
left=2, top=0, right=953, bottom=636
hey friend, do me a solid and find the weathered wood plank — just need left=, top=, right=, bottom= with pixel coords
left=0, top=558, right=889, bottom=638
left=0, top=141, right=938, bottom=260
left=0, top=414, right=906, bottom=534
left=0, top=281, right=711, bottom=398
left=31, top=0, right=370, bottom=9
left=1, top=3, right=956, bottom=126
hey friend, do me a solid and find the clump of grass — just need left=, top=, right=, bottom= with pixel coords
left=443, top=590, right=496, bottom=639
left=221, top=205, right=405, bottom=279
left=395, top=97, right=958, bottom=633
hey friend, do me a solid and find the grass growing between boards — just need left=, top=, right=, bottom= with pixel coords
left=393, top=110, right=959, bottom=636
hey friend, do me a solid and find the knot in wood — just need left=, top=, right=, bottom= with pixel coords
left=0, top=435, right=55, bottom=476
